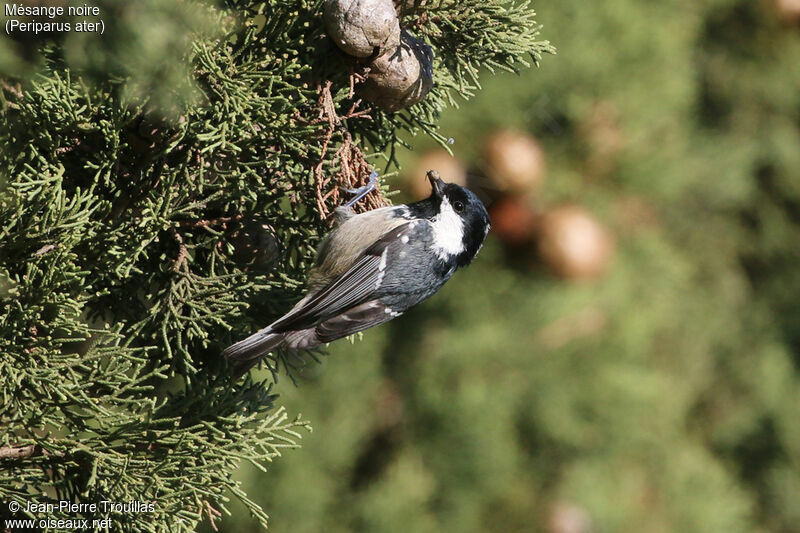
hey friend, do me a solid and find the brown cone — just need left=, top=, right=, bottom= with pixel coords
left=537, top=205, right=614, bottom=280
left=360, top=30, right=434, bottom=112
left=484, top=130, right=546, bottom=194
left=323, top=0, right=401, bottom=58
left=489, top=196, right=539, bottom=246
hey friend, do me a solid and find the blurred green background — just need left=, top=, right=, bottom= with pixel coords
left=222, top=0, right=800, bottom=531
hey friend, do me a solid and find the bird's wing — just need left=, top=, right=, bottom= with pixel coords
left=315, top=299, right=401, bottom=343
left=268, top=223, right=411, bottom=333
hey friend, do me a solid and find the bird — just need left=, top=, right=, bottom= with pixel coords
left=222, top=170, right=490, bottom=376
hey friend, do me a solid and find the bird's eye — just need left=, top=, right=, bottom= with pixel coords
left=453, top=200, right=465, bottom=213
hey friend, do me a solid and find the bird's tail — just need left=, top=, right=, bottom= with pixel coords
left=222, top=328, right=285, bottom=378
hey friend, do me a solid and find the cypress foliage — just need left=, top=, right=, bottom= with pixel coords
left=0, top=0, right=552, bottom=530
left=241, top=1, right=800, bottom=532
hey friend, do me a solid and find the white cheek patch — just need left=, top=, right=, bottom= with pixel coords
left=430, top=197, right=465, bottom=259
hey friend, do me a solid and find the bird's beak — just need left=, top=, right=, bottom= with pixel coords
left=426, top=170, right=445, bottom=199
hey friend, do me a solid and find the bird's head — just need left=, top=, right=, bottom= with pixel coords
left=410, top=170, right=490, bottom=267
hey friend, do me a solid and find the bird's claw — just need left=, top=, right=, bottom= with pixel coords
left=341, top=171, right=379, bottom=207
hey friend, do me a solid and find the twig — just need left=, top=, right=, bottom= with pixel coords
left=317, top=80, right=339, bottom=127
left=340, top=99, right=372, bottom=121
left=0, top=80, right=23, bottom=98
left=348, top=67, right=369, bottom=99
left=203, top=500, right=222, bottom=531
left=0, top=444, right=49, bottom=460
left=178, top=215, right=244, bottom=229
left=170, top=229, right=188, bottom=272
left=33, top=243, right=58, bottom=256
left=311, top=83, right=388, bottom=218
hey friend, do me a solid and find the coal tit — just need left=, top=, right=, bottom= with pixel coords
left=222, top=171, right=490, bottom=374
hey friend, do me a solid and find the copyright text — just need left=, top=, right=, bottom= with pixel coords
left=4, top=499, right=154, bottom=531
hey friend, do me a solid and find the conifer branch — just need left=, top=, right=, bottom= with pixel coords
left=0, top=0, right=550, bottom=529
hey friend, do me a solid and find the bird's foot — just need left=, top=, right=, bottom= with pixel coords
left=341, top=171, right=378, bottom=207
